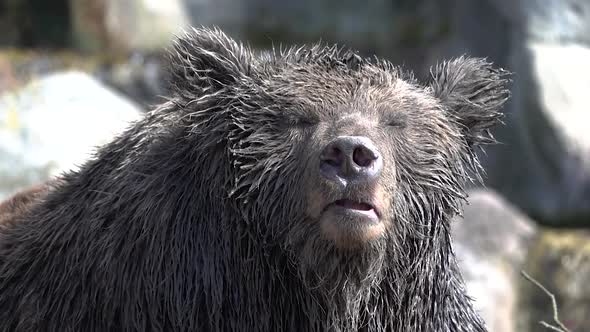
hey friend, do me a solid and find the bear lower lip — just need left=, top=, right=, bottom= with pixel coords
left=329, top=199, right=379, bottom=222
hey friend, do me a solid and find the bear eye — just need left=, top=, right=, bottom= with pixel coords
left=286, top=114, right=318, bottom=128
left=385, top=119, right=404, bottom=128
left=293, top=118, right=316, bottom=127
left=384, top=114, right=407, bottom=129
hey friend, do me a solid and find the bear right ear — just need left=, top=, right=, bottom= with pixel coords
left=428, top=57, right=511, bottom=147
left=166, top=27, right=255, bottom=95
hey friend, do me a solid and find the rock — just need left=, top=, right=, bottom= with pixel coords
left=70, top=0, right=190, bottom=55
left=97, top=52, right=169, bottom=108
left=183, top=0, right=248, bottom=40
left=0, top=71, right=142, bottom=199
left=0, top=0, right=71, bottom=49
left=452, top=189, right=538, bottom=332
left=520, top=230, right=590, bottom=332
left=0, top=49, right=168, bottom=109
left=501, top=41, right=590, bottom=224
left=0, top=49, right=103, bottom=94
left=182, top=0, right=453, bottom=72
left=489, top=0, right=590, bottom=44
left=447, top=0, right=590, bottom=226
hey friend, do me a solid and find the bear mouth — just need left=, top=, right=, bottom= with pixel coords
left=334, top=199, right=373, bottom=211
left=318, top=195, right=385, bottom=248
left=326, top=199, right=380, bottom=222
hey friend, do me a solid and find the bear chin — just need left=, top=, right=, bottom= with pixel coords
left=319, top=208, right=386, bottom=250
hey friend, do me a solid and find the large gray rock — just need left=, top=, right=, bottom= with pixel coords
left=0, top=1, right=71, bottom=49
left=70, top=0, right=190, bottom=54
left=448, top=0, right=590, bottom=226
left=452, top=189, right=537, bottom=332
left=500, top=41, right=590, bottom=223
left=183, top=0, right=453, bottom=71
left=0, top=71, right=142, bottom=199
left=489, top=0, right=590, bottom=44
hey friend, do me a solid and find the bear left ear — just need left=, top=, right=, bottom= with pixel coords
left=429, top=57, right=511, bottom=147
left=166, top=27, right=255, bottom=96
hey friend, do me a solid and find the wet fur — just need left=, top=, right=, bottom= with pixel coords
left=0, top=181, right=56, bottom=228
left=0, top=27, right=510, bottom=331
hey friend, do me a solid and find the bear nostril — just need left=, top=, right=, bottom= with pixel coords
left=322, top=146, right=344, bottom=167
left=352, top=146, right=378, bottom=167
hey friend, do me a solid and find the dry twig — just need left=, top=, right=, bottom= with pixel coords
left=521, top=270, right=571, bottom=332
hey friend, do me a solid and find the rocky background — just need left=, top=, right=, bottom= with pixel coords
left=0, top=0, right=588, bottom=331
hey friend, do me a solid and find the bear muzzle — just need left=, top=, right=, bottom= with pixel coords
left=319, top=135, right=383, bottom=187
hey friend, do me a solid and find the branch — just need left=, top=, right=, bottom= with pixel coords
left=521, top=270, right=571, bottom=332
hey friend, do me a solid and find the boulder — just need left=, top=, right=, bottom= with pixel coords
left=452, top=189, right=538, bottom=332
left=419, top=0, right=590, bottom=226
left=473, top=0, right=590, bottom=226
left=182, top=0, right=453, bottom=71
left=0, top=71, right=142, bottom=199
left=502, top=41, right=590, bottom=224
left=70, top=0, right=190, bottom=54
left=0, top=0, right=71, bottom=49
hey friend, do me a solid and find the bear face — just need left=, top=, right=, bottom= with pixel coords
left=167, top=28, right=510, bottom=290
left=0, top=27, right=510, bottom=331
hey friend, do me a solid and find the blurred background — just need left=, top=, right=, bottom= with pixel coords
left=0, top=0, right=588, bottom=331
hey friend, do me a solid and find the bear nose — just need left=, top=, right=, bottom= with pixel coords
left=320, top=136, right=382, bottom=183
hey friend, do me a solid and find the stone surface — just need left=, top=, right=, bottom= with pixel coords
left=488, top=0, right=590, bottom=44
left=0, top=71, right=142, bottom=199
left=97, top=52, right=169, bottom=108
left=452, top=189, right=538, bottom=332
left=520, top=230, right=590, bottom=332
left=451, top=0, right=590, bottom=226
left=183, top=0, right=453, bottom=72
left=0, top=0, right=71, bottom=49
left=506, top=41, right=590, bottom=222
left=70, top=0, right=190, bottom=54
left=0, top=49, right=168, bottom=109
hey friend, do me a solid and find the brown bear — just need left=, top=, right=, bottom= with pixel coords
left=0, top=27, right=510, bottom=331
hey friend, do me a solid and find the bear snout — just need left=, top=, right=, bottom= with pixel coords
left=319, top=136, right=383, bottom=185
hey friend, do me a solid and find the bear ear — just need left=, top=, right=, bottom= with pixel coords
left=429, top=57, right=511, bottom=147
left=166, top=27, right=255, bottom=95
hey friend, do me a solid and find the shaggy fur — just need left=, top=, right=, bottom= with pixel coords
left=0, top=181, right=54, bottom=228
left=0, top=27, right=510, bottom=332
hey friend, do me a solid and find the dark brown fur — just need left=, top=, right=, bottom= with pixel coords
left=0, top=181, right=54, bottom=228
left=0, top=28, right=510, bottom=331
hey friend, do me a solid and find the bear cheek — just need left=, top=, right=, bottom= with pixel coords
left=384, top=179, right=398, bottom=218
left=305, top=186, right=326, bottom=219
left=372, top=184, right=392, bottom=225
